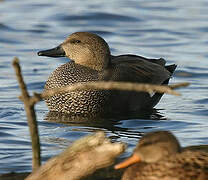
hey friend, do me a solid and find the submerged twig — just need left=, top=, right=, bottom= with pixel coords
left=12, top=57, right=41, bottom=171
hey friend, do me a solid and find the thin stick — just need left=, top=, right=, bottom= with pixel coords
left=40, top=82, right=189, bottom=100
left=29, top=81, right=189, bottom=105
left=12, top=57, right=41, bottom=171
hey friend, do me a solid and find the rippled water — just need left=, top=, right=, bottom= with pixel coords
left=0, top=0, right=208, bottom=174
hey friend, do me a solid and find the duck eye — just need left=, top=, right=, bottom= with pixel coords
left=70, top=39, right=81, bottom=44
left=75, top=40, right=81, bottom=43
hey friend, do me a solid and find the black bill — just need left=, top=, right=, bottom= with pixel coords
left=37, top=45, right=65, bottom=57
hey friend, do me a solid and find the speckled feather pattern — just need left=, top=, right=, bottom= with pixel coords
left=122, top=151, right=208, bottom=180
left=44, top=58, right=174, bottom=115
left=44, top=62, right=109, bottom=115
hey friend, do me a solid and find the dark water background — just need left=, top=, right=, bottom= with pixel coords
left=0, top=0, right=208, bottom=173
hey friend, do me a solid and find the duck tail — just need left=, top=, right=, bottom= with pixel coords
left=148, top=64, right=177, bottom=107
left=165, top=64, right=177, bottom=75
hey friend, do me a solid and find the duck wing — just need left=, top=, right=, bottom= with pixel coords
left=109, top=54, right=176, bottom=85
left=111, top=54, right=166, bottom=66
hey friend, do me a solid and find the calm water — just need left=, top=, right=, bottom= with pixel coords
left=0, top=0, right=208, bottom=173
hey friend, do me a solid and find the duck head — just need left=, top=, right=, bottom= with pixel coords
left=38, top=32, right=111, bottom=71
left=115, top=131, right=181, bottom=169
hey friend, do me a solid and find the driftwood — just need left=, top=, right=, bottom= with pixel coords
left=26, top=132, right=125, bottom=180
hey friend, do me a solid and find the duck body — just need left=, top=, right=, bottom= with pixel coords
left=44, top=61, right=106, bottom=115
left=38, top=32, right=176, bottom=116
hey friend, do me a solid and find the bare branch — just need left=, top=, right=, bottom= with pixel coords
left=12, top=57, right=41, bottom=171
left=40, top=81, right=189, bottom=100
left=168, top=82, right=190, bottom=89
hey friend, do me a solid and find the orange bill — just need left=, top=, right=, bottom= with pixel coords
left=114, top=154, right=141, bottom=169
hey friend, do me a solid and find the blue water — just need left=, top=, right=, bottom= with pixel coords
left=0, top=0, right=208, bottom=173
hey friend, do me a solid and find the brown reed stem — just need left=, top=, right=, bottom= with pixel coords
left=39, top=81, right=189, bottom=101
left=12, top=57, right=41, bottom=171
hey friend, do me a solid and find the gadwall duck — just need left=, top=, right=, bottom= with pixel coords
left=38, top=32, right=176, bottom=116
left=115, top=131, right=208, bottom=180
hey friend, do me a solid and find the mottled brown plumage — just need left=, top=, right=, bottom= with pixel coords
left=115, top=131, right=208, bottom=180
left=38, top=32, right=176, bottom=115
